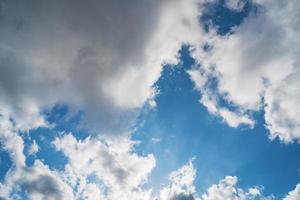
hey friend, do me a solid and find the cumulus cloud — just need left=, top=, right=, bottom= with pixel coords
left=19, top=161, right=74, bottom=200
left=0, top=130, right=156, bottom=200
left=53, top=133, right=156, bottom=200
left=201, top=176, right=273, bottom=200
left=264, top=70, right=300, bottom=142
left=284, top=183, right=300, bottom=200
left=0, top=0, right=205, bottom=198
left=158, top=159, right=198, bottom=200
left=0, top=0, right=203, bottom=133
left=0, top=0, right=298, bottom=199
left=0, top=159, right=73, bottom=200
left=190, top=0, right=300, bottom=142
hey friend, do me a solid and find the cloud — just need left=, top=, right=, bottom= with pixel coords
left=53, top=133, right=156, bottom=200
left=158, top=159, right=197, bottom=200
left=264, top=70, right=300, bottom=142
left=22, top=175, right=62, bottom=200
left=225, top=0, right=246, bottom=11
left=0, top=159, right=73, bottom=200
left=190, top=0, right=300, bottom=142
left=28, top=140, right=39, bottom=155
left=284, top=183, right=300, bottom=200
left=170, top=193, right=195, bottom=200
left=0, top=0, right=297, bottom=199
left=0, top=111, right=26, bottom=168
left=0, top=0, right=205, bottom=198
left=20, top=161, right=74, bottom=200
left=157, top=163, right=273, bottom=200
left=188, top=70, right=255, bottom=128
left=201, top=176, right=273, bottom=200
left=0, top=130, right=155, bottom=199
left=0, top=0, right=203, bottom=133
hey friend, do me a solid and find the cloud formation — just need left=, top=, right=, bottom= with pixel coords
left=53, top=133, right=156, bottom=200
left=0, top=0, right=204, bottom=198
left=284, top=183, right=300, bottom=200
left=0, top=0, right=203, bottom=133
left=158, top=159, right=197, bottom=200
left=201, top=176, right=272, bottom=200
left=0, top=0, right=299, bottom=199
left=190, top=0, right=300, bottom=142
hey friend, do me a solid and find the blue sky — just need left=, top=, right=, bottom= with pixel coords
left=0, top=0, right=300, bottom=200
left=134, top=46, right=300, bottom=198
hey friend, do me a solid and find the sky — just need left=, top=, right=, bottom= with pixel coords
left=0, top=0, right=300, bottom=200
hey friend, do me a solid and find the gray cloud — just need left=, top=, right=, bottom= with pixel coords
left=170, top=193, right=195, bottom=200
left=0, top=0, right=165, bottom=133
left=21, top=175, right=63, bottom=200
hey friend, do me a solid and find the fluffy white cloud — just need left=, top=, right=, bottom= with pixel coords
left=264, top=70, right=300, bottom=142
left=0, top=111, right=71, bottom=199
left=0, top=111, right=26, bottom=168
left=201, top=176, right=272, bottom=200
left=190, top=0, right=300, bottom=142
left=53, top=133, right=156, bottom=200
left=158, top=159, right=197, bottom=200
left=0, top=129, right=156, bottom=200
left=284, top=183, right=300, bottom=200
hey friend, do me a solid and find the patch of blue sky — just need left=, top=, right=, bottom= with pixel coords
left=200, top=0, right=255, bottom=35
left=133, top=46, right=300, bottom=198
left=23, top=104, right=90, bottom=171
left=0, top=145, right=12, bottom=183
left=23, top=127, right=68, bottom=171
left=43, top=104, right=89, bottom=141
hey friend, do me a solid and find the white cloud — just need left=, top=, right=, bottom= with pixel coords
left=53, top=133, right=156, bottom=200
left=28, top=140, right=39, bottom=155
left=284, top=183, right=300, bottom=200
left=201, top=176, right=273, bottom=200
left=0, top=111, right=26, bottom=168
left=264, top=70, right=300, bottom=143
left=188, top=70, right=254, bottom=128
left=158, top=159, right=198, bottom=200
left=190, top=0, right=300, bottom=142
left=0, top=111, right=71, bottom=199
left=0, top=129, right=156, bottom=200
